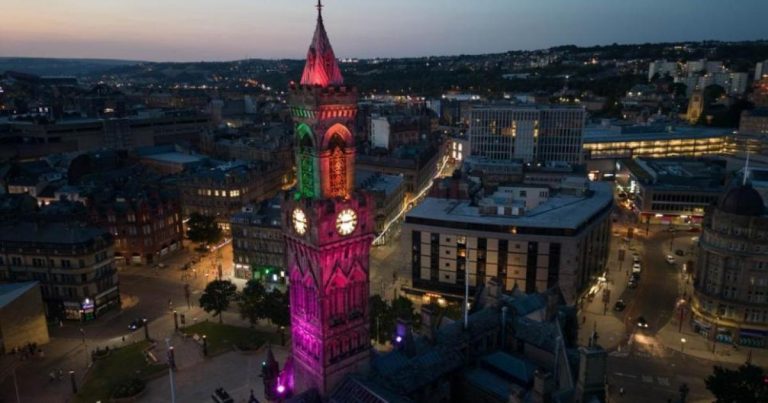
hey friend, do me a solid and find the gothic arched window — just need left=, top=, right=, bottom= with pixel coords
left=328, top=134, right=346, bottom=198
left=297, top=124, right=315, bottom=199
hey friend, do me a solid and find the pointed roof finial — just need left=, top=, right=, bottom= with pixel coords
left=300, top=0, right=344, bottom=87
left=316, top=0, right=323, bottom=17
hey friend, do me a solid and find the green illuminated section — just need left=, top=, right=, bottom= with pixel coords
left=296, top=123, right=316, bottom=199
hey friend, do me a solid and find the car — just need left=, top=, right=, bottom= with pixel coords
left=128, top=318, right=146, bottom=331
left=665, top=255, right=676, bottom=264
left=675, top=249, right=685, bottom=256
left=630, top=272, right=641, bottom=281
left=627, top=279, right=638, bottom=289
left=636, top=316, right=649, bottom=328
left=614, top=300, right=627, bottom=311
left=632, top=255, right=641, bottom=263
left=632, top=263, right=642, bottom=273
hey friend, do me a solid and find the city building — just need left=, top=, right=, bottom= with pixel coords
left=754, top=60, right=768, bottom=81
left=88, top=189, right=184, bottom=265
left=752, top=78, right=768, bottom=108
left=0, top=110, right=210, bottom=160
left=739, top=108, right=768, bottom=136
left=648, top=60, right=679, bottom=81
left=135, top=145, right=209, bottom=174
left=355, top=169, right=406, bottom=244
left=583, top=124, right=733, bottom=174
left=0, top=222, right=119, bottom=321
left=616, top=158, right=726, bottom=225
left=0, top=282, right=49, bottom=353
left=230, top=198, right=284, bottom=282
left=403, top=178, right=612, bottom=303
left=280, top=4, right=375, bottom=397
left=356, top=144, right=440, bottom=203
left=686, top=90, right=705, bottom=124
left=177, top=161, right=285, bottom=227
left=691, top=182, right=768, bottom=348
left=468, top=104, right=586, bottom=165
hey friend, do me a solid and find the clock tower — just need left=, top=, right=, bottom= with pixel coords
left=282, top=1, right=373, bottom=397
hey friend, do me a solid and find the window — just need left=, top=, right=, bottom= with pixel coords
left=61, top=259, right=71, bottom=268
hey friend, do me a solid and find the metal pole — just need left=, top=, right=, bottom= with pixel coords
left=463, top=267, right=469, bottom=330
left=166, top=339, right=176, bottom=403
left=12, top=367, right=20, bottom=403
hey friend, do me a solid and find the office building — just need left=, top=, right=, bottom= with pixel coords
left=355, top=169, right=406, bottom=244
left=469, top=104, right=586, bottom=165
left=403, top=179, right=612, bottom=303
left=740, top=108, right=768, bottom=135
left=755, top=60, right=768, bottom=81
left=692, top=182, right=768, bottom=348
left=230, top=198, right=284, bottom=282
left=616, top=158, right=726, bottom=225
left=0, top=222, right=119, bottom=321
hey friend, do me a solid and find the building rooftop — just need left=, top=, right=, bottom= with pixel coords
left=140, top=152, right=207, bottom=165
left=230, top=197, right=283, bottom=228
left=355, top=170, right=404, bottom=197
left=622, top=157, right=726, bottom=190
left=0, top=282, right=38, bottom=308
left=405, top=181, right=612, bottom=231
left=584, top=124, right=730, bottom=143
left=0, top=221, right=109, bottom=245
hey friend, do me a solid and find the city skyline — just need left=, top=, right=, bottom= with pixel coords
left=1, top=0, right=767, bottom=62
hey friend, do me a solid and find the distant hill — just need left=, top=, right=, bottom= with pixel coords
left=0, top=57, right=142, bottom=77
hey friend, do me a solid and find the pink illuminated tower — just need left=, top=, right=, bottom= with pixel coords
left=282, top=0, right=374, bottom=397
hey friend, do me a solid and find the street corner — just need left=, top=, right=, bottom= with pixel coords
left=121, top=293, right=139, bottom=310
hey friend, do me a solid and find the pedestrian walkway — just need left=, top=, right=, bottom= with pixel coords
left=142, top=342, right=290, bottom=403
left=655, top=316, right=768, bottom=367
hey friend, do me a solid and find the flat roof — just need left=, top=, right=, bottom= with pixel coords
left=141, top=152, right=206, bottom=164
left=0, top=282, right=38, bottom=308
left=584, top=125, right=730, bottom=143
left=356, top=169, right=404, bottom=196
left=406, top=181, right=612, bottom=231
left=623, top=157, right=726, bottom=190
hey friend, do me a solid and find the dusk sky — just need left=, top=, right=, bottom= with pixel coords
left=1, top=0, right=767, bottom=62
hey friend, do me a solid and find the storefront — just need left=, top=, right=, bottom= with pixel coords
left=739, top=329, right=767, bottom=348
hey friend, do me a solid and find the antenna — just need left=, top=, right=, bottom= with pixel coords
left=744, top=149, right=751, bottom=186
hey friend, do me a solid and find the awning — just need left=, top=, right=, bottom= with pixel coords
left=740, top=329, right=768, bottom=338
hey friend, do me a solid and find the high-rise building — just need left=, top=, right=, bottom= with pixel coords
left=692, top=182, right=768, bottom=348
left=468, top=104, right=586, bottom=165
left=281, top=2, right=374, bottom=397
left=755, top=60, right=768, bottom=81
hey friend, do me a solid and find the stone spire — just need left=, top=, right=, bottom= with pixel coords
left=300, top=0, right=344, bottom=87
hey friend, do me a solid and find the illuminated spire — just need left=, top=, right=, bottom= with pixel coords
left=300, top=0, right=344, bottom=87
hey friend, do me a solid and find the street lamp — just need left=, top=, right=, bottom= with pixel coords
left=681, top=337, right=686, bottom=353
left=69, top=370, right=77, bottom=394
left=143, top=318, right=150, bottom=341
left=202, top=335, right=208, bottom=356
left=173, top=310, right=179, bottom=331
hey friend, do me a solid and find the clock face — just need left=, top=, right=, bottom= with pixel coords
left=292, top=208, right=308, bottom=235
left=336, top=209, right=357, bottom=236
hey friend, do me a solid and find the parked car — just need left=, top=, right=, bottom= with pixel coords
left=628, top=279, right=638, bottom=289
left=636, top=316, right=649, bottom=328
left=128, top=318, right=146, bottom=331
left=631, top=272, right=641, bottom=281
left=665, top=255, right=676, bottom=265
left=632, top=263, right=642, bottom=273
left=632, top=255, right=641, bottom=263
left=675, top=249, right=685, bottom=256
left=614, top=300, right=627, bottom=311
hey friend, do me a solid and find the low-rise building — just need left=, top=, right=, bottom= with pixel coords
left=617, top=157, right=726, bottom=225
left=739, top=108, right=768, bottom=136
left=357, top=144, right=440, bottom=204
left=178, top=161, right=285, bottom=228
left=230, top=198, right=284, bottom=282
left=403, top=178, right=612, bottom=303
left=0, top=282, right=49, bottom=353
left=0, top=222, right=119, bottom=321
left=355, top=169, right=406, bottom=244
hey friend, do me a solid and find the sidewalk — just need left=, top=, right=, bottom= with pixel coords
left=578, top=217, right=643, bottom=351
left=655, top=314, right=768, bottom=367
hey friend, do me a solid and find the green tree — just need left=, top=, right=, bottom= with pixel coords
left=391, top=296, right=416, bottom=324
left=705, top=363, right=768, bottom=402
left=369, top=295, right=391, bottom=343
left=186, top=212, right=222, bottom=246
left=264, top=289, right=290, bottom=327
left=199, top=279, right=237, bottom=324
left=237, top=279, right=267, bottom=327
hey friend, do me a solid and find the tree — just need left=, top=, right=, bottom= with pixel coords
left=705, top=363, right=768, bottom=402
left=391, top=296, right=416, bottom=324
left=237, top=280, right=267, bottom=327
left=199, top=280, right=237, bottom=324
left=369, top=295, right=391, bottom=343
left=264, top=289, right=290, bottom=328
left=186, top=212, right=222, bottom=246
